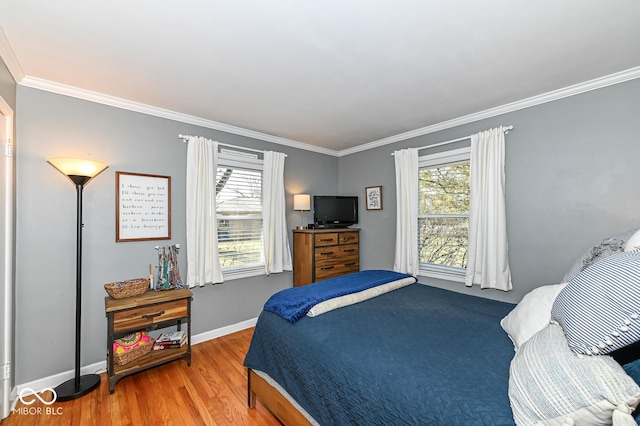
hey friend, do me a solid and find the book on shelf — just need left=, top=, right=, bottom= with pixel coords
left=156, top=330, right=186, bottom=343
left=153, top=342, right=185, bottom=350
left=153, top=330, right=187, bottom=350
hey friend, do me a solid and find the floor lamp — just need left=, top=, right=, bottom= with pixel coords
left=47, top=157, right=108, bottom=401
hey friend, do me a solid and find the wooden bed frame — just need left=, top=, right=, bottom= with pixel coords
left=247, top=368, right=312, bottom=426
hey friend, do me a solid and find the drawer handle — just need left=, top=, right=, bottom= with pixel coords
left=320, top=266, right=334, bottom=271
left=141, top=310, right=165, bottom=319
left=343, top=249, right=355, bottom=253
left=319, top=238, right=334, bottom=242
left=344, top=262, right=356, bottom=267
left=320, top=251, right=334, bottom=255
left=343, top=237, right=355, bottom=240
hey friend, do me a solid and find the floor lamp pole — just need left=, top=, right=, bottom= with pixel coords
left=73, top=183, right=83, bottom=389
left=54, top=180, right=100, bottom=401
left=47, top=156, right=108, bottom=401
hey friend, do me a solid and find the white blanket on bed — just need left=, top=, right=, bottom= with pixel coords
left=307, top=276, right=416, bottom=317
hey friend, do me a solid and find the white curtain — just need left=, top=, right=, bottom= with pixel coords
left=186, top=136, right=223, bottom=287
left=262, top=151, right=292, bottom=274
left=393, top=148, right=419, bottom=276
left=465, top=126, right=512, bottom=291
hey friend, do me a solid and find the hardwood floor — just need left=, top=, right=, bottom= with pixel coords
left=2, top=328, right=280, bottom=426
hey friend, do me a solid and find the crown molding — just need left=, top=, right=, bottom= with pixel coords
left=0, top=26, right=25, bottom=83
left=13, top=65, right=640, bottom=158
left=18, top=76, right=340, bottom=157
left=338, top=66, right=640, bottom=157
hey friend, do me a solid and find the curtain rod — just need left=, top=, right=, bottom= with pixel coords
left=178, top=134, right=274, bottom=155
left=390, top=125, right=513, bottom=156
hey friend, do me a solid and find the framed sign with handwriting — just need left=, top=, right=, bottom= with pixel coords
left=116, top=171, right=171, bottom=242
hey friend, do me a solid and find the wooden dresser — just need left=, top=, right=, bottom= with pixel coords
left=293, top=228, right=360, bottom=286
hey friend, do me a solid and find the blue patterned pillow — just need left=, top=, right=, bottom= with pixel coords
left=552, top=250, right=640, bottom=355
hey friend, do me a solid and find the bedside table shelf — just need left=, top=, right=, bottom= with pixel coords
left=113, top=346, right=189, bottom=376
left=105, top=288, right=193, bottom=393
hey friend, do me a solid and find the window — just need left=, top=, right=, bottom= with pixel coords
left=418, top=147, right=470, bottom=282
left=216, top=150, right=264, bottom=277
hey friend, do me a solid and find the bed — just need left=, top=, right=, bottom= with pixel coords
left=244, top=271, right=517, bottom=425
left=245, top=235, right=640, bottom=426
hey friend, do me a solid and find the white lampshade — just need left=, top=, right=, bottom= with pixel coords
left=48, top=157, right=109, bottom=186
left=293, top=194, right=311, bottom=211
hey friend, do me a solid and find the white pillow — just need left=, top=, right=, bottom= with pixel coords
left=625, top=229, right=640, bottom=252
left=500, top=283, right=567, bottom=351
left=509, top=323, right=640, bottom=425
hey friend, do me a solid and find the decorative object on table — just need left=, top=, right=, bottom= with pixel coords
left=365, top=186, right=382, bottom=210
left=155, top=244, right=186, bottom=290
left=115, top=171, right=171, bottom=242
left=148, top=264, right=154, bottom=290
left=113, top=331, right=154, bottom=366
left=104, top=278, right=150, bottom=299
left=47, top=156, right=109, bottom=401
left=293, top=194, right=311, bottom=229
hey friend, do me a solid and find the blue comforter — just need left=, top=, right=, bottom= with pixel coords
left=264, top=270, right=416, bottom=323
left=245, top=283, right=516, bottom=425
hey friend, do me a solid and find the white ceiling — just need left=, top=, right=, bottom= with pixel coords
left=1, top=1, right=639, bottom=154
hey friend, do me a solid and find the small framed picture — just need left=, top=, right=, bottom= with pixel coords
left=365, top=186, right=382, bottom=210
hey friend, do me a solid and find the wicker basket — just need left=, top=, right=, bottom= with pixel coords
left=114, top=337, right=155, bottom=366
left=104, top=278, right=150, bottom=299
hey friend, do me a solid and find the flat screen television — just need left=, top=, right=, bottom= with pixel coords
left=313, top=196, right=358, bottom=228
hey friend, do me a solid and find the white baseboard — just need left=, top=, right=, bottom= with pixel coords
left=190, top=317, right=257, bottom=345
left=12, top=317, right=258, bottom=407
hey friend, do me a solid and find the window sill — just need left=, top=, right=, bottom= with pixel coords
left=222, top=264, right=265, bottom=281
left=418, top=265, right=466, bottom=284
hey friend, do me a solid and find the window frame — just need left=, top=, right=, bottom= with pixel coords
left=418, top=146, right=471, bottom=283
left=216, top=150, right=265, bottom=281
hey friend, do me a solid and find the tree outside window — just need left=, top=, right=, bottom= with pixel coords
left=418, top=147, right=470, bottom=278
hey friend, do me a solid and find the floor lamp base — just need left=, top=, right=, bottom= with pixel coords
left=54, top=374, right=101, bottom=401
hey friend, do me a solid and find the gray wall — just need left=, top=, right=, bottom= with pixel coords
left=14, top=75, right=640, bottom=384
left=339, top=77, right=640, bottom=304
left=14, top=86, right=337, bottom=384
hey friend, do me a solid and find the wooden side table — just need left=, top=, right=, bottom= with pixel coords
left=105, top=288, right=193, bottom=393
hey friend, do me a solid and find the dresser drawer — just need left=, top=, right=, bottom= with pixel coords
left=338, top=244, right=358, bottom=257
left=339, top=232, right=359, bottom=244
left=113, top=299, right=188, bottom=333
left=314, top=233, right=338, bottom=247
left=315, top=261, right=360, bottom=281
left=315, top=244, right=359, bottom=262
